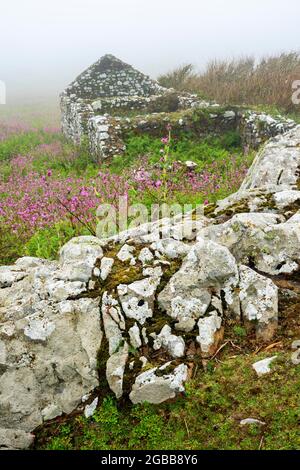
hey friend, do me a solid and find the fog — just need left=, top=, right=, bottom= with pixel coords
left=1, top=0, right=299, bottom=104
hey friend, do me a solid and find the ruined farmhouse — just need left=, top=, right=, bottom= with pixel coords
left=60, top=55, right=295, bottom=161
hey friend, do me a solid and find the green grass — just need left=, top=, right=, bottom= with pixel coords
left=0, top=130, right=62, bottom=161
left=108, top=130, right=242, bottom=174
left=0, top=220, right=92, bottom=265
left=24, top=221, right=92, bottom=260
left=34, top=351, right=300, bottom=450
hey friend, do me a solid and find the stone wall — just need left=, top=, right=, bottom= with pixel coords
left=240, top=111, right=296, bottom=150
left=85, top=107, right=296, bottom=161
left=60, top=54, right=297, bottom=161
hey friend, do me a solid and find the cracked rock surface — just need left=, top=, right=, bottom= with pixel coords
left=1, top=126, right=300, bottom=449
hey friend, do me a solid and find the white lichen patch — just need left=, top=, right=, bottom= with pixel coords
left=99, top=257, right=114, bottom=280
left=152, top=325, right=185, bottom=358
left=138, top=247, right=154, bottom=265
left=24, top=316, right=56, bottom=341
left=239, top=265, right=278, bottom=340
left=196, top=312, right=222, bottom=355
left=117, top=244, right=135, bottom=262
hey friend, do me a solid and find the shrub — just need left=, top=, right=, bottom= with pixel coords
left=158, top=52, right=300, bottom=114
left=158, top=64, right=197, bottom=91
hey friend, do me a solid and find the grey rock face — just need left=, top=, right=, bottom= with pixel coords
left=198, top=213, right=300, bottom=275
left=0, top=243, right=103, bottom=449
left=0, top=428, right=35, bottom=450
left=240, top=125, right=300, bottom=191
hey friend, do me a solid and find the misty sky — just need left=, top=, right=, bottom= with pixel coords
left=1, top=0, right=299, bottom=103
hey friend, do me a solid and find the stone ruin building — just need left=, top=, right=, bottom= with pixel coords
left=60, top=54, right=296, bottom=161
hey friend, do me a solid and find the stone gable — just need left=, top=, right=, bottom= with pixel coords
left=63, top=54, right=166, bottom=100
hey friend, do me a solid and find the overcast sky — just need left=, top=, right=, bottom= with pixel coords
left=1, top=0, right=299, bottom=103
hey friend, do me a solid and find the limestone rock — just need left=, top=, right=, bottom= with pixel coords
left=117, top=276, right=160, bottom=325
left=158, top=289, right=211, bottom=332
left=196, top=312, right=223, bottom=357
left=291, top=340, right=300, bottom=350
left=239, top=418, right=266, bottom=426
left=41, top=404, right=62, bottom=421
left=128, top=323, right=142, bottom=349
left=240, top=125, right=300, bottom=191
left=198, top=212, right=300, bottom=275
left=101, top=292, right=125, bottom=355
left=291, top=350, right=300, bottom=366
left=0, top=265, right=102, bottom=448
left=239, top=265, right=278, bottom=340
left=152, top=325, right=185, bottom=358
left=84, top=397, right=98, bottom=418
left=252, top=356, right=277, bottom=376
left=129, top=363, right=188, bottom=404
left=150, top=238, right=190, bottom=259
left=99, top=257, right=114, bottom=280
left=117, top=244, right=135, bottom=262
left=0, top=428, right=35, bottom=450
left=138, top=247, right=154, bottom=265
left=160, top=238, right=238, bottom=293
left=106, top=343, right=129, bottom=399
left=59, top=236, right=104, bottom=282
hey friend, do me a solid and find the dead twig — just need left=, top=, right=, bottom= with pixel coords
left=192, top=363, right=198, bottom=379
left=211, top=341, right=230, bottom=360
left=184, top=417, right=190, bottom=438
left=263, top=341, right=283, bottom=352
left=215, top=358, right=226, bottom=364
left=253, top=346, right=264, bottom=356
left=229, top=340, right=242, bottom=350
